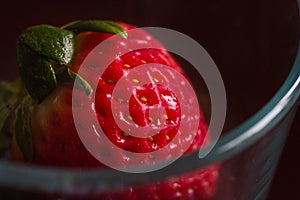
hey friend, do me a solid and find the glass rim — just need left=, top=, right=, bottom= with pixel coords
left=0, top=1, right=300, bottom=193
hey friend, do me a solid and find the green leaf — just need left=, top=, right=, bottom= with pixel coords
left=17, top=44, right=57, bottom=103
left=0, top=80, right=22, bottom=131
left=18, top=25, right=75, bottom=65
left=63, top=20, right=128, bottom=38
left=0, top=79, right=28, bottom=153
left=15, top=105, right=33, bottom=162
left=67, top=68, right=93, bottom=96
left=56, top=67, right=93, bottom=96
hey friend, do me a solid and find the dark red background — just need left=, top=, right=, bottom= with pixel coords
left=0, top=0, right=299, bottom=199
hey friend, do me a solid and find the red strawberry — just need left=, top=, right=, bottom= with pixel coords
left=5, top=20, right=219, bottom=199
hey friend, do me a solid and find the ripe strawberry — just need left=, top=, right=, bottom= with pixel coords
left=1, top=20, right=219, bottom=199
left=22, top=84, right=102, bottom=167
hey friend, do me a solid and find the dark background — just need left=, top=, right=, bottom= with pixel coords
left=0, top=0, right=299, bottom=199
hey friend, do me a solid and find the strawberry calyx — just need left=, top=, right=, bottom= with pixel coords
left=17, top=20, right=128, bottom=103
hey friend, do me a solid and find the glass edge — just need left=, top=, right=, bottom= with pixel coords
left=0, top=0, right=300, bottom=191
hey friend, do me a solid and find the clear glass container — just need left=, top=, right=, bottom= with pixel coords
left=0, top=0, right=299, bottom=199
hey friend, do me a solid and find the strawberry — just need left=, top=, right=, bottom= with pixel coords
left=0, top=20, right=219, bottom=199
